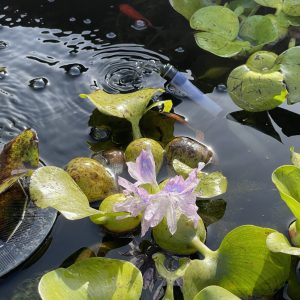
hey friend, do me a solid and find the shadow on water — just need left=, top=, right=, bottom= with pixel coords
left=1, top=0, right=300, bottom=298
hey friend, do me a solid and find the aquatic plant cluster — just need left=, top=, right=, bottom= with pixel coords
left=1, top=1, right=300, bottom=300
left=0, top=79, right=299, bottom=299
left=171, top=0, right=300, bottom=112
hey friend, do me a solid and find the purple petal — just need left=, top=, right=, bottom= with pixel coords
left=166, top=201, right=177, bottom=235
left=127, top=149, right=157, bottom=186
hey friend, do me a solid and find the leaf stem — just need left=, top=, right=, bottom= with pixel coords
left=162, top=281, right=174, bottom=300
left=191, top=236, right=215, bottom=258
left=130, top=119, right=142, bottom=140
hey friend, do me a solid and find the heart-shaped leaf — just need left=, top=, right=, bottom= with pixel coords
left=0, top=129, right=39, bottom=194
left=190, top=6, right=251, bottom=57
left=169, top=0, right=217, bottom=20
left=30, top=166, right=99, bottom=219
left=277, top=46, right=300, bottom=104
left=80, top=88, right=164, bottom=140
left=267, top=231, right=300, bottom=255
left=183, top=225, right=290, bottom=299
left=38, top=257, right=143, bottom=300
left=193, top=286, right=241, bottom=300
left=272, top=165, right=300, bottom=220
left=228, top=51, right=287, bottom=111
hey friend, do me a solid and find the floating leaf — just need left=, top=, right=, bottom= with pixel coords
left=29, top=166, right=99, bottom=219
left=193, top=286, right=241, bottom=300
left=153, top=253, right=190, bottom=300
left=190, top=6, right=251, bottom=58
left=272, top=165, right=300, bottom=220
left=277, top=46, right=300, bottom=104
left=0, top=129, right=39, bottom=194
left=81, top=88, right=164, bottom=140
left=291, top=147, right=300, bottom=168
left=254, top=0, right=300, bottom=16
left=267, top=232, right=300, bottom=256
left=196, top=171, right=227, bottom=198
left=169, top=0, right=217, bottom=20
left=228, top=0, right=259, bottom=16
left=183, top=225, right=290, bottom=299
left=228, top=51, right=287, bottom=112
left=38, top=257, right=143, bottom=300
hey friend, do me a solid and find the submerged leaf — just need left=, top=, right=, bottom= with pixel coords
left=38, top=257, right=143, bottom=300
left=193, top=286, right=241, bottom=300
left=267, top=231, right=300, bottom=256
left=30, top=166, right=99, bottom=219
left=0, top=129, right=39, bottom=193
left=183, top=225, right=290, bottom=299
left=81, top=88, right=164, bottom=139
left=272, top=165, right=300, bottom=220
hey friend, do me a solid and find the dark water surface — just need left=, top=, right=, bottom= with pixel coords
left=1, top=0, right=300, bottom=299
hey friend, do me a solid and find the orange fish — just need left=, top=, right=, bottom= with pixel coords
left=119, top=4, right=153, bottom=27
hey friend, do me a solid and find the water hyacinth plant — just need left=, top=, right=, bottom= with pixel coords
left=113, top=148, right=204, bottom=236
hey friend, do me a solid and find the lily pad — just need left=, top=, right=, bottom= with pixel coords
left=193, top=286, right=241, bottom=300
left=277, top=46, right=300, bottom=104
left=227, top=51, right=287, bottom=112
left=29, top=166, right=99, bottom=219
left=183, top=225, right=290, bottom=299
left=291, top=147, right=300, bottom=168
left=169, top=0, right=217, bottom=20
left=80, top=88, right=164, bottom=140
left=267, top=231, right=300, bottom=256
left=254, top=0, right=300, bottom=16
left=38, top=257, right=143, bottom=300
left=0, top=129, right=39, bottom=194
left=272, top=165, right=300, bottom=221
left=190, top=6, right=251, bottom=58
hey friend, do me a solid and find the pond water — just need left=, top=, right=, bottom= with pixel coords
left=1, top=0, right=300, bottom=299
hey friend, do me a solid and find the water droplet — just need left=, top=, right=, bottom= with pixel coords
left=0, top=68, right=7, bottom=79
left=216, top=84, right=227, bottom=93
left=29, top=77, right=48, bottom=90
left=60, top=64, right=88, bottom=76
left=83, top=18, right=91, bottom=25
left=131, top=19, right=147, bottom=31
left=69, top=17, right=76, bottom=22
left=175, top=47, right=184, bottom=53
left=90, top=126, right=111, bottom=142
left=0, top=41, right=7, bottom=49
left=106, top=32, right=116, bottom=39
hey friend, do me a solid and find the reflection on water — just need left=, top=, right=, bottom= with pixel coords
left=1, top=0, right=300, bottom=298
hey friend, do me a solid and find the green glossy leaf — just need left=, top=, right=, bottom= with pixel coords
left=153, top=253, right=190, bottom=300
left=193, top=286, right=241, bottom=300
left=0, top=129, right=39, bottom=193
left=278, top=46, right=300, bottom=104
left=287, top=256, right=300, bottom=300
left=190, top=6, right=239, bottom=40
left=30, top=166, right=99, bottom=219
left=183, top=225, right=290, bottom=299
left=228, top=51, right=287, bottom=112
left=272, top=165, right=300, bottom=220
left=196, top=171, right=227, bottom=198
left=239, top=15, right=278, bottom=46
left=267, top=232, right=300, bottom=255
left=169, top=0, right=217, bottom=20
left=291, top=147, right=300, bottom=168
left=254, top=0, right=300, bottom=16
left=80, top=88, right=164, bottom=140
left=38, top=257, right=143, bottom=300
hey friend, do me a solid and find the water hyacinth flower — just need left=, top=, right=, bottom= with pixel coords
left=114, top=148, right=203, bottom=236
